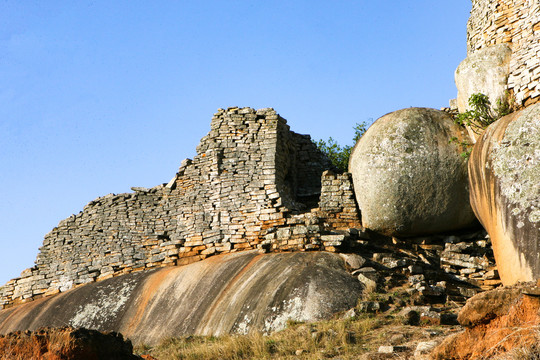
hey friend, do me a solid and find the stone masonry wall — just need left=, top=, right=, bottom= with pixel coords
left=467, top=0, right=540, bottom=106
left=0, top=107, right=361, bottom=308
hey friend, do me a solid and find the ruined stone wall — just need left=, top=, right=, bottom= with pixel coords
left=0, top=107, right=362, bottom=308
left=467, top=0, right=540, bottom=106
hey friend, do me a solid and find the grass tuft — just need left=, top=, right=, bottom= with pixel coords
left=136, top=312, right=398, bottom=360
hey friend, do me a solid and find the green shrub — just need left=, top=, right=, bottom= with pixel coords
left=316, top=122, right=368, bottom=172
left=451, top=92, right=515, bottom=158
left=455, top=92, right=514, bottom=135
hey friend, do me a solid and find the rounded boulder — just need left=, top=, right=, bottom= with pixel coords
left=469, top=104, right=540, bottom=285
left=349, top=107, right=476, bottom=237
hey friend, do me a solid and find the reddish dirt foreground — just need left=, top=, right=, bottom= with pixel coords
left=0, top=327, right=141, bottom=360
left=432, top=283, right=540, bottom=359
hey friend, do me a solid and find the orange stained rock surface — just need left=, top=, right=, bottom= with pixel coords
left=468, top=109, right=537, bottom=285
left=0, top=251, right=362, bottom=346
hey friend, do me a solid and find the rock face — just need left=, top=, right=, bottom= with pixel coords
left=349, top=107, right=476, bottom=237
left=468, top=104, right=540, bottom=285
left=0, top=251, right=362, bottom=345
left=455, top=44, right=512, bottom=114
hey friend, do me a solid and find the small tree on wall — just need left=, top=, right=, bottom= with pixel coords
left=316, top=122, right=368, bottom=172
left=454, top=92, right=514, bottom=134
left=450, top=92, right=515, bottom=158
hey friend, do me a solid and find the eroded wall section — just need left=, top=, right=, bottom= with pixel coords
left=0, top=107, right=361, bottom=308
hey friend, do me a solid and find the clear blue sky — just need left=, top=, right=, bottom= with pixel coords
left=0, top=1, right=471, bottom=286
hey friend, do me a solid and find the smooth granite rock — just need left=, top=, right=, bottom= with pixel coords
left=469, top=104, right=540, bottom=285
left=0, top=251, right=362, bottom=345
left=349, top=107, right=476, bottom=237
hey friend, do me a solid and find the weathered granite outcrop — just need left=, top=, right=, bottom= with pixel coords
left=468, top=103, right=540, bottom=285
left=0, top=107, right=361, bottom=308
left=466, top=0, right=540, bottom=107
left=348, top=107, right=476, bottom=237
left=0, top=251, right=363, bottom=345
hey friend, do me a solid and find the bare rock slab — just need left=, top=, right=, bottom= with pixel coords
left=0, top=251, right=362, bottom=346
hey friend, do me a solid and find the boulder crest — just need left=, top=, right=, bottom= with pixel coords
left=468, top=103, right=540, bottom=285
left=349, top=107, right=477, bottom=237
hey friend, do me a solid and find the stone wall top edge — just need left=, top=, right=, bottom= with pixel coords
left=1, top=104, right=347, bottom=309
left=213, top=107, right=281, bottom=117
left=46, top=185, right=167, bottom=235
left=81, top=185, right=166, bottom=209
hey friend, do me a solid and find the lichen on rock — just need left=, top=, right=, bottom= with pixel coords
left=349, top=107, right=477, bottom=237
left=491, top=104, right=540, bottom=220
left=468, top=103, right=540, bottom=285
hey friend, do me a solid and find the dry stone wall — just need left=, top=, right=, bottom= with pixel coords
left=0, top=107, right=361, bottom=308
left=467, top=0, right=540, bottom=106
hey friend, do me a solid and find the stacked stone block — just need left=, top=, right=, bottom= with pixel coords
left=259, top=171, right=362, bottom=254
left=318, top=170, right=360, bottom=230
left=467, top=0, right=540, bottom=106
left=0, top=107, right=361, bottom=308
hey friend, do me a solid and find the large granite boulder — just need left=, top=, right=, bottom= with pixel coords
left=0, top=251, right=362, bottom=345
left=349, top=107, right=476, bottom=237
left=468, top=104, right=540, bottom=285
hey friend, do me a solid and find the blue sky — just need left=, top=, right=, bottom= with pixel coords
left=0, top=1, right=471, bottom=286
